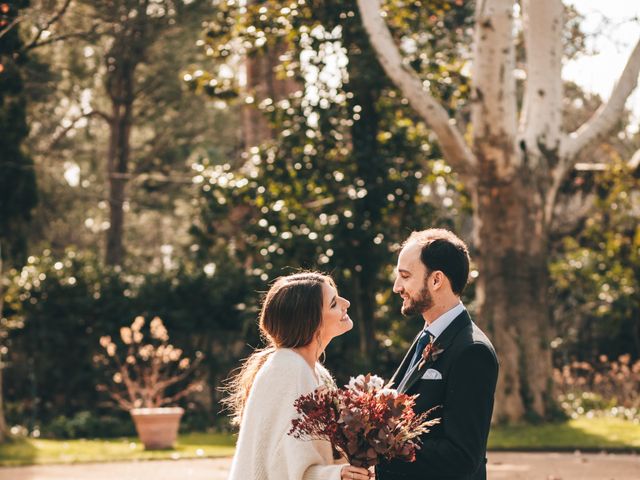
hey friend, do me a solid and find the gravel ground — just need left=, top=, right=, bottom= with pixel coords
left=1, top=452, right=639, bottom=480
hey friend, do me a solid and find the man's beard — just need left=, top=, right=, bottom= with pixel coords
left=401, top=285, right=434, bottom=316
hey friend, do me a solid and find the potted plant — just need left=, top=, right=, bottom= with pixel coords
left=96, top=316, right=203, bottom=449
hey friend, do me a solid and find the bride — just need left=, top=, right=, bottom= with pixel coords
left=225, top=272, right=371, bottom=480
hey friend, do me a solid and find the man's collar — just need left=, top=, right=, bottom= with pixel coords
left=424, top=302, right=465, bottom=340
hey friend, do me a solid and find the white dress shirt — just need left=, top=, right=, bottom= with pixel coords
left=398, top=302, right=465, bottom=388
left=425, top=301, right=465, bottom=340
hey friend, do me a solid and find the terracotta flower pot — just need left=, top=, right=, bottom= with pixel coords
left=130, top=407, right=184, bottom=450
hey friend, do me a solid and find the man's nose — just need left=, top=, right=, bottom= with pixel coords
left=393, top=278, right=402, bottom=293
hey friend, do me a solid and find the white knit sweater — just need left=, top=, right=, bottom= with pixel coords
left=228, top=348, right=343, bottom=480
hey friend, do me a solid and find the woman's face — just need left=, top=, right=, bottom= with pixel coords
left=319, top=281, right=352, bottom=342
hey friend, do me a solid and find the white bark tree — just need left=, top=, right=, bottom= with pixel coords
left=357, top=0, right=640, bottom=421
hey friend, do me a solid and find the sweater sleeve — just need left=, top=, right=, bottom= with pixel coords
left=275, top=436, right=343, bottom=480
left=266, top=355, right=343, bottom=480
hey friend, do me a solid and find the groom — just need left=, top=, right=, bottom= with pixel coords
left=377, top=229, right=498, bottom=480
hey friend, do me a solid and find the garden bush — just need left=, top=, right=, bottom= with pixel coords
left=43, top=411, right=136, bottom=439
left=3, top=248, right=250, bottom=434
left=554, top=354, right=640, bottom=421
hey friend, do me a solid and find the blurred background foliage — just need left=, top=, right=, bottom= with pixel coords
left=188, top=0, right=475, bottom=377
left=551, top=159, right=640, bottom=363
left=0, top=0, right=638, bottom=438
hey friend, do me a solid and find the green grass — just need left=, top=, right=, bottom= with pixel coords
left=2, top=418, right=639, bottom=467
left=488, top=417, right=640, bottom=451
left=0, top=432, right=236, bottom=467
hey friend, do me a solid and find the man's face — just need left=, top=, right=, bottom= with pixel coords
left=393, top=242, right=433, bottom=316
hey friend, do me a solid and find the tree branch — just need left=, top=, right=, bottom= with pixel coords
left=24, top=26, right=100, bottom=51
left=0, top=15, right=22, bottom=41
left=470, top=0, right=519, bottom=176
left=151, top=356, right=203, bottom=395
left=519, top=0, right=563, bottom=158
left=97, top=384, right=134, bottom=411
left=628, top=147, right=640, bottom=170
left=23, top=0, right=73, bottom=50
left=356, top=0, right=477, bottom=180
left=549, top=189, right=595, bottom=236
left=562, top=37, right=640, bottom=162
left=47, top=109, right=112, bottom=150
left=547, top=148, right=639, bottom=231
left=158, top=380, right=203, bottom=407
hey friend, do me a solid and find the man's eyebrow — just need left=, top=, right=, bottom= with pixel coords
left=397, top=268, right=410, bottom=275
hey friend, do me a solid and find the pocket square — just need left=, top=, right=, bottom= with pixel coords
left=421, top=368, right=442, bottom=380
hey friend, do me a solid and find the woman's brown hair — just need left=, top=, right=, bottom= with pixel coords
left=222, top=272, right=332, bottom=425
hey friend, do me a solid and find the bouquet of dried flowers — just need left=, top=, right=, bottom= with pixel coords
left=288, top=374, right=439, bottom=468
left=95, top=316, right=204, bottom=410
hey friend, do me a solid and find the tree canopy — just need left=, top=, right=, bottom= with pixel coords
left=0, top=0, right=639, bottom=435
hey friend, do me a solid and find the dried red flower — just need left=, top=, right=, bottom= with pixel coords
left=288, top=374, right=439, bottom=468
left=418, top=342, right=445, bottom=370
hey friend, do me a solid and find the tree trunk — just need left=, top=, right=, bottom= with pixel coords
left=472, top=171, right=554, bottom=422
left=0, top=366, right=6, bottom=443
left=0, top=243, right=7, bottom=442
left=105, top=103, right=132, bottom=266
left=469, top=0, right=557, bottom=422
left=242, top=53, right=274, bottom=149
left=343, top=7, right=387, bottom=363
left=242, top=35, right=299, bottom=149
left=633, top=306, right=640, bottom=359
left=350, top=274, right=370, bottom=359
left=105, top=45, right=136, bottom=266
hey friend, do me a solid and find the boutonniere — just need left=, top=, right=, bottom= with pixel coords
left=418, top=341, right=444, bottom=370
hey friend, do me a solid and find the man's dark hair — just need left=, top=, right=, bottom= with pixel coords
left=404, top=228, right=470, bottom=295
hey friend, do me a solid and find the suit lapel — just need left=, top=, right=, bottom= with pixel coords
left=389, top=330, right=422, bottom=388
left=399, top=310, right=471, bottom=393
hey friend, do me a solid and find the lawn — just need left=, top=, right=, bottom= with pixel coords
left=1, top=418, right=639, bottom=467
left=488, top=417, right=640, bottom=451
left=0, top=432, right=236, bottom=467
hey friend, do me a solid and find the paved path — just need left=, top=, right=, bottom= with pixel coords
left=1, top=452, right=639, bottom=480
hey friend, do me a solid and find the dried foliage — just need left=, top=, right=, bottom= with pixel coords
left=95, top=316, right=204, bottom=410
left=289, top=374, right=439, bottom=468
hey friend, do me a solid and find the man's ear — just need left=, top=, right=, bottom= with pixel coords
left=432, top=271, right=447, bottom=290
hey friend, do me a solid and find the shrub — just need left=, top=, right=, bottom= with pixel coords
left=554, top=354, right=640, bottom=421
left=43, top=411, right=135, bottom=439
left=3, top=248, right=250, bottom=434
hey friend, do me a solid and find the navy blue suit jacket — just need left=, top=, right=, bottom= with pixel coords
left=377, top=310, right=498, bottom=480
